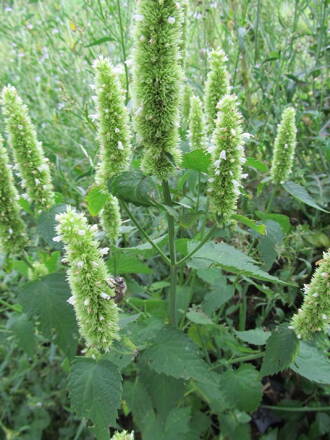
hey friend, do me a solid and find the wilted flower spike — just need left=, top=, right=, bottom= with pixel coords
left=270, top=107, right=297, bottom=184
left=189, top=96, right=206, bottom=150
left=1, top=85, right=55, bottom=210
left=207, top=95, right=245, bottom=221
left=56, top=207, right=120, bottom=355
left=204, top=49, right=230, bottom=135
left=133, top=0, right=183, bottom=178
left=111, top=431, right=134, bottom=440
left=0, top=135, right=27, bottom=253
left=291, top=249, right=330, bottom=339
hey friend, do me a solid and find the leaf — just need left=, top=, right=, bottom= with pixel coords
left=235, top=328, right=270, bottom=346
left=107, top=254, right=151, bottom=274
left=290, top=342, right=330, bottom=384
left=255, top=211, right=291, bottom=234
left=36, top=204, right=67, bottom=249
left=86, top=186, right=108, bottom=216
left=257, top=220, right=283, bottom=271
left=18, top=273, right=78, bottom=357
left=85, top=35, right=115, bottom=47
left=283, top=181, right=329, bottom=212
left=260, top=324, right=299, bottom=377
left=202, top=285, right=234, bottom=315
left=188, top=241, right=284, bottom=284
left=246, top=157, right=268, bottom=172
left=108, top=170, right=157, bottom=207
left=68, top=357, right=122, bottom=439
left=220, top=364, right=263, bottom=412
left=141, top=326, right=212, bottom=383
left=186, top=309, right=213, bottom=325
left=7, top=313, right=36, bottom=356
left=233, top=214, right=266, bottom=235
left=182, top=149, right=211, bottom=173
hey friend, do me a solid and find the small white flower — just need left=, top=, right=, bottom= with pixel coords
left=214, top=159, right=221, bottom=168
left=77, top=229, right=85, bottom=236
left=90, top=224, right=98, bottom=232
left=117, top=141, right=124, bottom=150
left=242, top=132, right=253, bottom=141
left=52, top=28, right=59, bottom=34
left=27, top=23, right=33, bottom=30
left=114, top=127, right=120, bottom=133
left=288, top=325, right=293, bottom=329
left=76, top=261, right=84, bottom=268
left=84, top=298, right=90, bottom=306
left=67, top=296, right=75, bottom=305
left=140, top=35, right=146, bottom=42
left=100, top=247, right=109, bottom=256
left=219, top=150, right=226, bottom=160
left=89, top=113, right=98, bottom=121
left=241, top=173, right=248, bottom=179
left=53, top=236, right=62, bottom=242
left=312, top=293, right=319, bottom=297
left=99, top=315, right=105, bottom=321
left=167, top=16, right=176, bottom=24
left=322, top=314, right=328, bottom=320
left=100, top=292, right=111, bottom=300
left=240, top=157, right=246, bottom=164
left=92, top=261, right=99, bottom=267
left=321, top=272, right=329, bottom=279
left=134, top=14, right=144, bottom=21
left=208, top=177, right=215, bottom=183
left=215, top=169, right=220, bottom=176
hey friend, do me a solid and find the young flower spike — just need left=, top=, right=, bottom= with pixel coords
left=93, top=57, right=131, bottom=242
left=111, top=431, right=134, bottom=440
left=270, top=107, right=297, bottom=184
left=291, top=249, right=330, bottom=340
left=133, top=0, right=183, bottom=178
left=1, top=85, right=55, bottom=211
left=56, top=207, right=120, bottom=355
left=204, top=49, right=230, bottom=135
left=207, top=95, right=246, bottom=222
left=188, top=95, right=206, bottom=150
left=0, top=135, right=27, bottom=253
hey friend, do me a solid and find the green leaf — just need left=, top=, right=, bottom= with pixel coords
left=232, top=214, right=266, bottom=235
left=290, top=342, right=330, bottom=384
left=257, top=220, right=283, bottom=271
left=283, top=181, right=329, bottom=212
left=261, top=324, right=299, bottom=377
left=7, top=313, right=36, bottom=356
left=68, top=358, right=122, bottom=439
left=221, top=364, right=263, bottom=412
left=108, top=170, right=157, bottom=207
left=36, top=204, right=67, bottom=249
left=246, top=157, right=268, bottom=172
left=186, top=309, right=213, bottom=325
left=202, top=285, right=234, bottom=315
left=18, top=273, right=78, bottom=357
left=235, top=328, right=270, bottom=346
left=86, top=186, right=108, bottom=216
left=188, top=241, right=284, bottom=284
left=255, top=211, right=291, bottom=234
left=182, top=149, right=211, bottom=173
left=141, top=326, right=212, bottom=383
left=107, top=254, right=151, bottom=274
left=85, top=35, right=115, bottom=47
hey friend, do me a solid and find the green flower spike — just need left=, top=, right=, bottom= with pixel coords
left=1, top=85, right=55, bottom=212
left=270, top=107, right=297, bottom=184
left=207, top=95, right=249, bottom=222
left=133, top=0, right=183, bottom=178
left=189, top=95, right=206, bottom=150
left=0, top=135, right=27, bottom=253
left=290, top=249, right=330, bottom=340
left=111, top=431, right=134, bottom=440
left=93, top=57, right=131, bottom=243
left=181, top=83, right=192, bottom=132
left=56, top=207, right=120, bottom=356
left=204, top=49, right=230, bottom=135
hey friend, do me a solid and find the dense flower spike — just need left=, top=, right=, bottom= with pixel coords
left=207, top=95, right=246, bottom=221
left=189, top=95, right=206, bottom=150
left=1, top=85, right=55, bottom=211
left=270, top=107, right=297, bottom=184
left=182, top=83, right=192, bottom=131
left=291, top=249, right=330, bottom=340
left=133, top=0, right=183, bottom=178
left=56, top=207, right=120, bottom=355
left=93, top=57, right=131, bottom=242
left=0, top=135, right=27, bottom=253
left=204, top=49, right=230, bottom=135
left=111, top=431, right=134, bottom=440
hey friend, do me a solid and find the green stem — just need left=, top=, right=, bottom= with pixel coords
left=262, top=405, right=330, bottom=412
left=177, top=224, right=217, bottom=266
left=115, top=0, right=129, bottom=104
left=121, top=201, right=170, bottom=265
left=266, top=185, right=277, bottom=212
left=161, top=180, right=177, bottom=327
left=254, top=0, right=261, bottom=65
left=226, top=352, right=264, bottom=365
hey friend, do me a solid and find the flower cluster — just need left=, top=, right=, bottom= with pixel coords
left=270, top=107, right=297, bottom=184
left=56, top=207, right=120, bottom=355
left=291, top=249, right=330, bottom=340
left=207, top=95, right=247, bottom=221
left=204, top=49, right=230, bottom=135
left=188, top=95, right=206, bottom=150
left=111, top=431, right=134, bottom=440
left=93, top=57, right=131, bottom=242
left=0, top=135, right=27, bottom=253
left=1, top=85, right=55, bottom=211
left=182, top=83, right=192, bottom=131
left=133, top=0, right=183, bottom=178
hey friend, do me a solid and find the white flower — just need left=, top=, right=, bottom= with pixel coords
left=100, top=292, right=111, bottom=300
left=167, top=16, right=176, bottom=24
left=99, top=315, right=105, bottom=321
left=100, top=247, right=109, bottom=256
left=90, top=224, right=98, bottom=232
left=134, top=14, right=144, bottom=21
left=214, top=159, right=221, bottom=168
left=240, top=157, right=246, bottom=164
left=321, top=272, right=329, bottom=279
left=84, top=298, right=90, bottom=306
left=241, top=173, right=248, bottom=179
left=219, top=150, right=226, bottom=160
left=67, top=296, right=75, bottom=305
left=53, top=235, right=62, bottom=242
left=114, top=127, right=120, bottom=133
left=77, top=229, right=85, bottom=236
left=117, top=141, right=124, bottom=150
left=322, top=314, right=328, bottom=320
left=76, top=261, right=84, bottom=268
left=89, top=113, right=98, bottom=121
left=242, top=132, right=253, bottom=141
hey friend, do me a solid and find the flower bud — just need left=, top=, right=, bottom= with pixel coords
left=189, top=95, right=206, bottom=150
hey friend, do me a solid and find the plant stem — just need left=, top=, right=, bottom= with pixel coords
left=262, top=405, right=330, bottom=412
left=254, top=0, right=261, bottom=65
left=226, top=352, right=264, bottom=364
left=121, top=201, right=170, bottom=265
left=177, top=224, right=217, bottom=266
left=161, top=180, right=177, bottom=327
left=115, top=0, right=129, bottom=104
left=266, top=185, right=277, bottom=212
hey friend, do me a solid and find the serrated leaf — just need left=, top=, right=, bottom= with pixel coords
left=189, top=241, right=284, bottom=284
left=261, top=324, right=299, bottom=377
left=108, top=170, right=157, bottom=207
left=68, top=358, right=122, bottom=439
left=182, top=149, right=211, bottom=173
left=7, top=313, right=36, bottom=356
left=283, top=181, right=329, bottom=212
left=235, top=328, right=270, bottom=346
left=186, top=309, right=213, bottom=325
left=107, top=254, right=151, bottom=274
left=86, top=186, right=108, bottom=216
left=246, top=157, right=268, bottom=172
left=232, top=214, right=266, bottom=235
left=18, top=273, right=78, bottom=357
left=36, top=204, right=67, bottom=249
left=141, top=326, right=211, bottom=383
left=290, top=342, right=330, bottom=384
left=255, top=211, right=291, bottom=234
left=220, top=364, right=263, bottom=412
